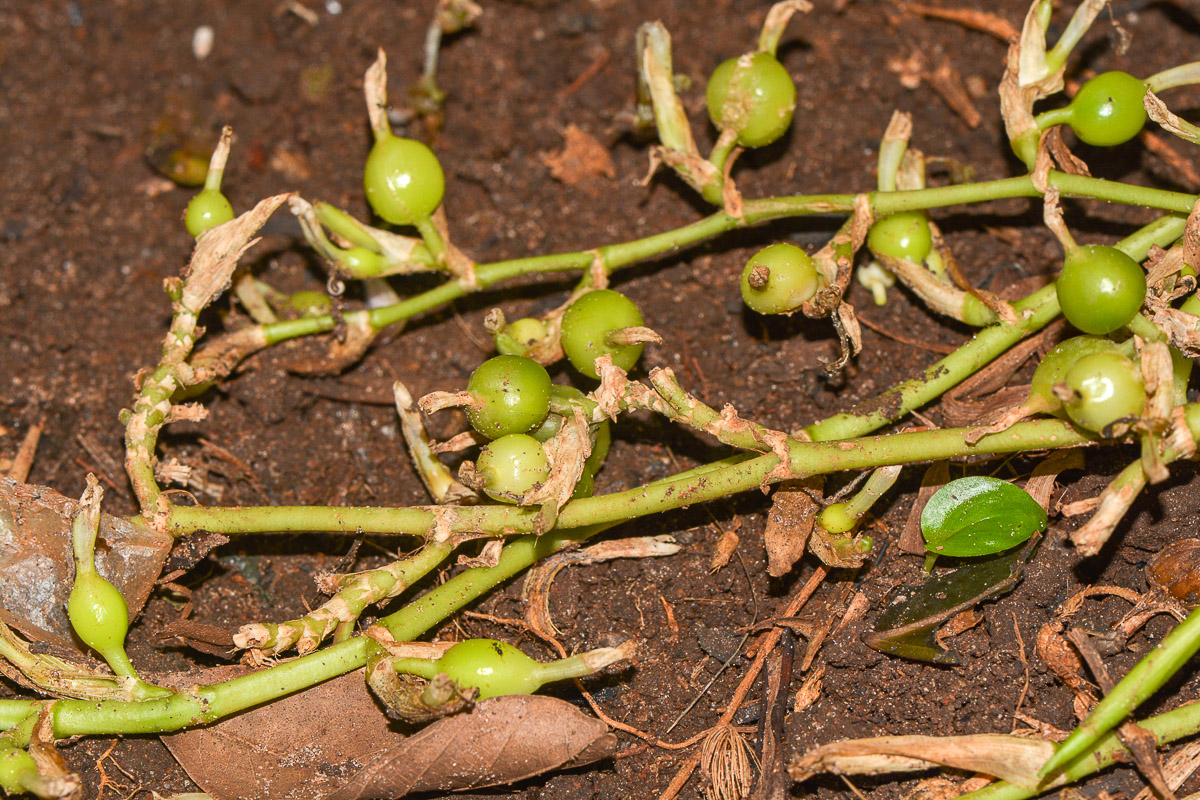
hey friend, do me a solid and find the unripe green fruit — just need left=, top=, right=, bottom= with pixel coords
left=530, top=385, right=586, bottom=443
left=185, top=188, right=234, bottom=238
left=867, top=211, right=933, bottom=264
left=1064, top=351, right=1146, bottom=433
left=740, top=243, right=819, bottom=314
left=363, top=134, right=445, bottom=225
left=561, top=290, right=646, bottom=380
left=288, top=290, right=333, bottom=315
left=818, top=502, right=856, bottom=534
left=339, top=246, right=386, bottom=277
left=466, top=355, right=552, bottom=438
left=1180, top=292, right=1200, bottom=318
left=495, top=317, right=548, bottom=357
left=0, top=747, right=38, bottom=795
left=1066, top=71, right=1148, bottom=147
left=1029, top=336, right=1120, bottom=415
left=573, top=418, right=612, bottom=500
left=476, top=434, right=551, bottom=501
left=435, top=639, right=542, bottom=699
left=706, top=52, right=797, bottom=148
left=68, top=571, right=130, bottom=659
left=1056, top=245, right=1146, bottom=335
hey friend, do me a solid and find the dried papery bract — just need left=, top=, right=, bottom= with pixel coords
left=394, top=380, right=478, bottom=504
left=639, top=22, right=716, bottom=199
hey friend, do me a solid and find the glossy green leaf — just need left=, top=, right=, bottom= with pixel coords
left=921, top=476, right=1047, bottom=558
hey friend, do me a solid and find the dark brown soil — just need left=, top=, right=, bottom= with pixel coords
left=3, top=1, right=1200, bottom=799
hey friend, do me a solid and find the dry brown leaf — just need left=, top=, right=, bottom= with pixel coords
left=165, top=669, right=616, bottom=800
left=790, top=733, right=1054, bottom=789
left=0, top=477, right=171, bottom=649
left=541, top=124, right=616, bottom=187
left=763, top=479, right=820, bottom=577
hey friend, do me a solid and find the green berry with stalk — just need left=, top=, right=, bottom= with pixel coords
left=1028, top=335, right=1122, bottom=416
left=363, top=134, right=446, bottom=226
left=706, top=51, right=796, bottom=148
left=1038, top=71, right=1148, bottom=148
left=475, top=433, right=551, bottom=502
left=561, top=289, right=649, bottom=380
left=287, top=290, right=333, bottom=316
left=184, top=126, right=235, bottom=238
left=1062, top=351, right=1146, bottom=433
left=1056, top=244, right=1147, bottom=335
left=740, top=243, right=819, bottom=314
left=67, top=483, right=137, bottom=679
left=867, top=211, right=933, bottom=264
left=393, top=638, right=633, bottom=699
left=464, top=356, right=552, bottom=438
left=495, top=317, right=548, bottom=357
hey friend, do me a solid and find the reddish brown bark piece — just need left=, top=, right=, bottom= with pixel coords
left=0, top=478, right=171, bottom=649
left=165, top=670, right=616, bottom=800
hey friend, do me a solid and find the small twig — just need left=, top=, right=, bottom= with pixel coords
left=658, top=566, right=829, bottom=800
left=6, top=417, right=44, bottom=483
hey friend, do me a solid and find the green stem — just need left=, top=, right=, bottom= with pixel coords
left=166, top=414, right=1151, bottom=539
left=1040, top=603, right=1200, bottom=778
left=805, top=213, right=1186, bottom=441
left=1034, top=106, right=1073, bottom=133
left=314, top=202, right=386, bottom=253
left=414, top=216, right=447, bottom=262
left=1129, top=311, right=1167, bottom=343
left=805, top=283, right=1061, bottom=441
left=257, top=176, right=1197, bottom=349
left=1146, top=62, right=1200, bottom=93
left=960, top=700, right=1200, bottom=800
left=844, top=465, right=900, bottom=520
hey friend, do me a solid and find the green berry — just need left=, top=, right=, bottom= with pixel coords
left=1180, top=292, right=1200, bottom=318
left=363, top=134, right=445, bottom=225
left=1064, top=351, right=1146, bottom=433
left=1066, top=71, right=1148, bottom=147
left=67, top=571, right=130, bottom=665
left=287, top=290, right=333, bottom=315
left=338, top=246, right=386, bottom=277
left=561, top=290, right=646, bottom=380
left=475, top=434, right=551, bottom=502
left=434, top=639, right=542, bottom=699
left=495, top=317, right=548, bottom=357
left=867, top=211, right=933, bottom=264
left=1029, top=335, right=1120, bottom=415
left=184, top=188, right=234, bottom=238
left=818, top=502, right=856, bottom=534
left=465, top=355, right=552, bottom=438
left=740, top=243, right=819, bottom=314
left=530, top=385, right=586, bottom=443
left=1056, top=245, right=1146, bottom=335
left=706, top=51, right=797, bottom=148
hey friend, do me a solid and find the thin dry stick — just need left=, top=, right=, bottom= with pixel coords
left=6, top=417, right=44, bottom=483
left=658, top=565, right=830, bottom=800
left=1011, top=611, right=1031, bottom=729
left=664, top=549, right=759, bottom=735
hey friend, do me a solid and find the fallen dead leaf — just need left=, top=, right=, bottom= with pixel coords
left=790, top=733, right=1054, bottom=789
left=165, top=669, right=616, bottom=800
left=0, top=478, right=171, bottom=649
left=762, top=479, right=820, bottom=577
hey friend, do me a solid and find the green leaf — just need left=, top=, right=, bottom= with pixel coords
left=865, top=542, right=1035, bottom=664
left=921, top=476, right=1047, bottom=558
